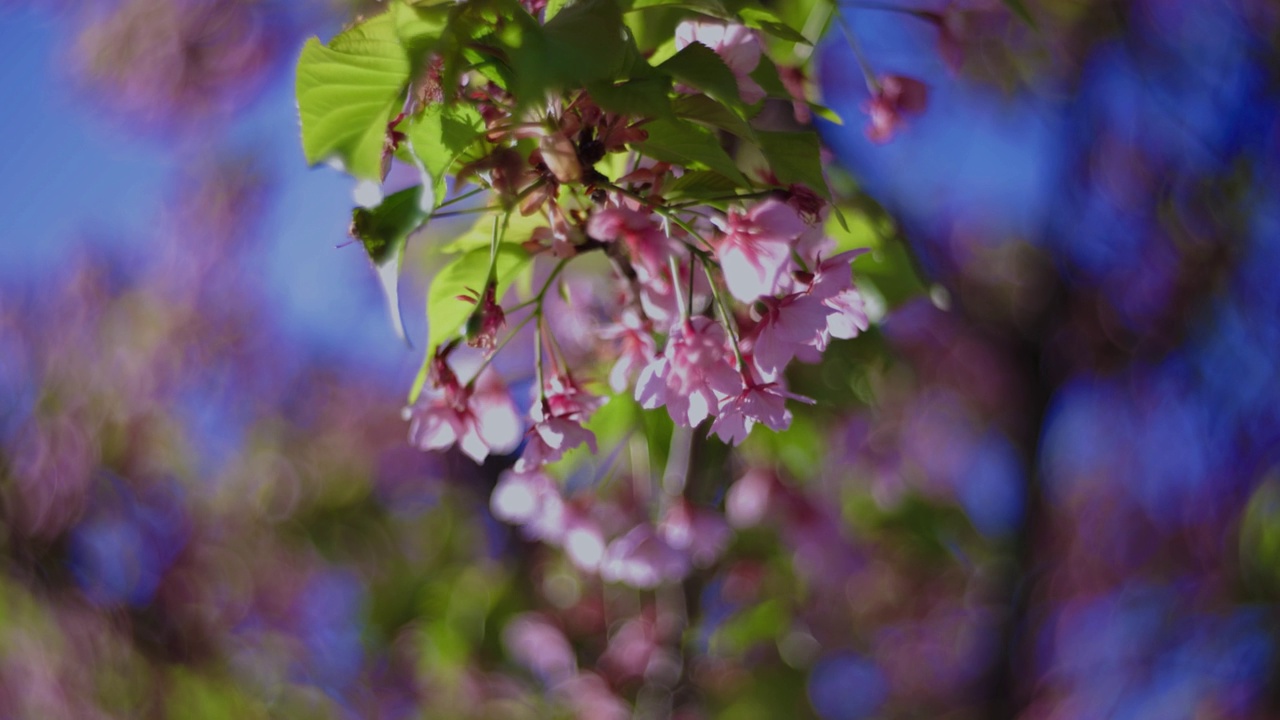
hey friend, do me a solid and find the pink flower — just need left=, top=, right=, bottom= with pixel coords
left=586, top=205, right=675, bottom=281
left=710, top=372, right=813, bottom=445
left=552, top=672, right=629, bottom=720
left=726, top=470, right=774, bottom=528
left=516, top=374, right=601, bottom=471
left=637, top=259, right=711, bottom=325
left=808, top=250, right=870, bottom=344
left=715, top=199, right=807, bottom=302
left=461, top=281, right=506, bottom=352
left=863, top=74, right=928, bottom=144
left=750, top=291, right=830, bottom=376
left=562, top=511, right=607, bottom=571
left=600, top=525, right=690, bottom=588
left=658, top=501, right=731, bottom=567
left=600, top=309, right=657, bottom=393
left=635, top=317, right=744, bottom=427
left=675, top=21, right=767, bottom=104
left=503, top=613, right=577, bottom=684
left=529, top=205, right=583, bottom=258
left=404, top=366, right=522, bottom=463
left=824, top=288, right=870, bottom=340
left=490, top=469, right=566, bottom=541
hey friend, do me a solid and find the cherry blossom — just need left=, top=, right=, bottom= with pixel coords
left=561, top=512, right=607, bottom=571
left=710, top=372, right=813, bottom=445
left=726, top=470, right=775, bottom=528
left=600, top=525, right=690, bottom=588
left=809, top=249, right=871, bottom=345
left=658, top=500, right=731, bottom=567
left=674, top=21, right=767, bottom=104
left=715, top=199, right=807, bottom=303
left=490, top=469, right=566, bottom=540
left=517, top=373, right=602, bottom=471
left=503, top=613, right=577, bottom=684
left=600, top=309, right=657, bottom=393
left=863, top=74, right=929, bottom=144
left=404, top=365, right=522, bottom=463
left=750, top=290, right=830, bottom=376
left=586, top=204, right=675, bottom=281
left=635, top=317, right=744, bottom=427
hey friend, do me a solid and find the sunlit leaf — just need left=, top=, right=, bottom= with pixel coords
left=748, top=53, right=789, bottom=99
left=403, top=104, right=485, bottom=207
left=588, top=76, right=674, bottom=118
left=297, top=12, right=410, bottom=181
left=755, top=130, right=829, bottom=197
left=662, top=169, right=740, bottom=202
left=439, top=211, right=547, bottom=254
left=672, top=94, right=754, bottom=139
left=659, top=41, right=744, bottom=108
left=738, top=7, right=811, bottom=44
left=411, top=244, right=532, bottom=401
left=636, top=117, right=748, bottom=185
left=350, top=185, right=430, bottom=343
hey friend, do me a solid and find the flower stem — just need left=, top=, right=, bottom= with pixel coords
left=698, top=255, right=747, bottom=371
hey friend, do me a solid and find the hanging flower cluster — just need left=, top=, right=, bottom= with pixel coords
left=297, top=0, right=905, bottom=588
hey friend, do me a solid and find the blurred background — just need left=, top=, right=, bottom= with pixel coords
left=1, top=0, right=1279, bottom=718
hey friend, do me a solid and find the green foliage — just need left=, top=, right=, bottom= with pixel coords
left=660, top=41, right=745, bottom=108
left=1001, top=0, right=1036, bottom=27
left=297, top=13, right=411, bottom=180
left=673, top=94, right=755, bottom=139
left=411, top=243, right=532, bottom=401
left=349, top=185, right=431, bottom=342
left=755, top=130, right=828, bottom=197
left=637, top=117, right=749, bottom=184
left=403, top=104, right=486, bottom=207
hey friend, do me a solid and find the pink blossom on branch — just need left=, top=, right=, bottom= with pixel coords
left=710, top=371, right=814, bottom=445
left=600, top=309, right=657, bottom=393
left=600, top=525, right=690, bottom=588
left=674, top=21, right=767, bottom=105
left=490, top=469, right=566, bottom=541
left=404, top=364, right=522, bottom=464
left=635, top=317, right=744, bottom=428
left=863, top=74, right=929, bottom=144
left=809, top=249, right=871, bottom=344
left=714, top=199, right=807, bottom=303
left=517, top=373, right=602, bottom=471
left=750, top=290, right=831, bottom=377
left=586, top=204, right=676, bottom=282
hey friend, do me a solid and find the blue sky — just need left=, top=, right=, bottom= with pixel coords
left=0, top=5, right=422, bottom=380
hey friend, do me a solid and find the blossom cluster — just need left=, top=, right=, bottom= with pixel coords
left=381, top=13, right=882, bottom=587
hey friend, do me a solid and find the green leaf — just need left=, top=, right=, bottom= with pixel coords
left=659, top=41, right=744, bottom=108
left=808, top=101, right=843, bottom=125
left=672, top=94, right=753, bottom=139
left=417, top=244, right=533, bottom=396
left=737, top=7, right=811, bottom=44
left=662, top=169, right=740, bottom=202
left=350, top=185, right=430, bottom=343
left=544, top=0, right=573, bottom=20
left=391, top=0, right=451, bottom=59
left=710, top=600, right=788, bottom=655
left=403, top=104, right=485, bottom=207
left=539, top=0, right=629, bottom=87
left=439, top=210, right=547, bottom=254
left=754, top=130, right=829, bottom=197
left=748, top=54, right=789, bottom=99
left=635, top=117, right=748, bottom=184
left=297, top=12, right=411, bottom=180
left=626, top=0, right=728, bottom=12
left=588, top=76, right=674, bottom=118
left=1001, top=0, right=1036, bottom=27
